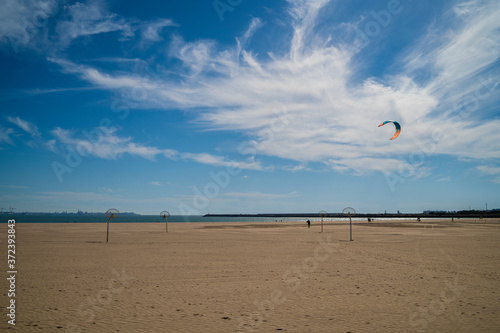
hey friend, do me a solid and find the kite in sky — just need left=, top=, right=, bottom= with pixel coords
left=378, top=121, right=401, bottom=140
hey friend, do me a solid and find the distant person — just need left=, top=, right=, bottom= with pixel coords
left=307, top=219, right=311, bottom=228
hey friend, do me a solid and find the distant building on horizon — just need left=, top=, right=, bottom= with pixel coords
left=423, top=210, right=456, bottom=214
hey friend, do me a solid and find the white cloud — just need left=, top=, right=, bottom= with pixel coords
left=52, top=126, right=178, bottom=160
left=437, top=176, right=452, bottom=182
left=48, top=57, right=190, bottom=109
left=477, top=164, right=500, bottom=183
left=0, top=127, right=15, bottom=146
left=453, top=0, right=484, bottom=17
left=48, top=0, right=500, bottom=177
left=241, top=17, right=263, bottom=44
left=4, top=116, right=59, bottom=152
left=8, top=116, right=40, bottom=137
left=283, top=164, right=309, bottom=172
left=432, top=119, right=500, bottom=159
left=56, top=1, right=133, bottom=47
left=170, top=36, right=218, bottom=77
left=180, top=153, right=266, bottom=171
left=404, top=0, right=500, bottom=110
left=326, top=157, right=410, bottom=176
left=49, top=125, right=265, bottom=171
left=477, top=165, right=500, bottom=175
left=140, top=19, right=176, bottom=42
left=0, top=0, right=58, bottom=49
left=43, top=139, right=57, bottom=152
left=0, top=0, right=177, bottom=53
left=285, top=0, right=331, bottom=59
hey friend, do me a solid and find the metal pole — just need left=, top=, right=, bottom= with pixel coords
left=106, top=214, right=112, bottom=243
left=321, top=217, right=324, bottom=233
left=165, top=217, right=168, bottom=233
left=349, top=213, right=353, bottom=241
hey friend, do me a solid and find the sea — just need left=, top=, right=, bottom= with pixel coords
left=2, top=214, right=420, bottom=223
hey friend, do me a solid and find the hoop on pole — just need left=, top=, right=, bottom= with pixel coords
left=342, top=207, right=356, bottom=241
left=160, top=211, right=170, bottom=233
left=106, top=209, right=120, bottom=243
left=319, top=211, right=327, bottom=233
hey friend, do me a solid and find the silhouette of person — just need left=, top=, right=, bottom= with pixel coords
left=307, top=219, right=311, bottom=228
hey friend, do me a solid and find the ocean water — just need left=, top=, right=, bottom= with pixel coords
left=1, top=214, right=420, bottom=223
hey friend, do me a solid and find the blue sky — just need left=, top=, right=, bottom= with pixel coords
left=0, top=0, right=499, bottom=214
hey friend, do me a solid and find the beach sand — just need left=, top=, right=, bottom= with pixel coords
left=1, top=219, right=500, bottom=332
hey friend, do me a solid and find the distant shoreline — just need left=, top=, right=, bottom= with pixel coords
left=204, top=212, right=500, bottom=218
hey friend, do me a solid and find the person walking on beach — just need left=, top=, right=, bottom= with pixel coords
left=307, top=219, right=311, bottom=228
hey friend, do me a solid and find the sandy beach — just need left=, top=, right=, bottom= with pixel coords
left=1, top=219, right=500, bottom=332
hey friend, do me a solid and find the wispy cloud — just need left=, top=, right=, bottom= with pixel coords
left=404, top=0, right=500, bottom=107
left=149, top=181, right=169, bottom=187
left=437, top=176, right=452, bottom=182
left=0, top=126, right=15, bottom=146
left=45, top=0, right=500, bottom=177
left=477, top=165, right=500, bottom=183
left=0, top=0, right=176, bottom=55
left=56, top=2, right=177, bottom=48
left=286, top=0, right=331, bottom=59
left=8, top=116, right=40, bottom=137
left=283, top=164, right=309, bottom=172
left=56, top=1, right=133, bottom=47
left=180, top=153, right=267, bottom=171
left=453, top=0, right=483, bottom=16
left=0, top=0, right=58, bottom=49
left=52, top=126, right=178, bottom=160
left=49, top=125, right=266, bottom=170
left=5, top=116, right=58, bottom=152
left=326, top=157, right=418, bottom=176
left=140, top=18, right=176, bottom=42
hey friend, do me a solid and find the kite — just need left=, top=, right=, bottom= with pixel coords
left=378, top=120, right=401, bottom=140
